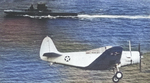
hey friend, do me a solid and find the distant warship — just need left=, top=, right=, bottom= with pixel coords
left=4, top=3, right=77, bottom=16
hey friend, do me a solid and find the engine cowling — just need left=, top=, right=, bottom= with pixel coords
left=120, top=51, right=140, bottom=66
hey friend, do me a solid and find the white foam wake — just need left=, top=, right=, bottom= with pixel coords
left=78, top=14, right=150, bottom=19
left=23, top=14, right=150, bottom=19
left=23, top=15, right=77, bottom=19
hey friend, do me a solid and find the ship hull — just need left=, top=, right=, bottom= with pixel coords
left=4, top=10, right=78, bottom=16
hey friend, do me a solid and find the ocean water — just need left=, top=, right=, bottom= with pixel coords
left=0, top=0, right=150, bottom=83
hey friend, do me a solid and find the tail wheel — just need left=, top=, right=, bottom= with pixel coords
left=116, top=71, right=123, bottom=79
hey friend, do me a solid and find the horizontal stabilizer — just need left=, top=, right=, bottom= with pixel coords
left=43, top=52, right=61, bottom=57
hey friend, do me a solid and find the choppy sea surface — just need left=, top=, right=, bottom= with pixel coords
left=0, top=0, right=150, bottom=83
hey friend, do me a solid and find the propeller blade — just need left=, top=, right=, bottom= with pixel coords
left=138, top=44, right=142, bottom=72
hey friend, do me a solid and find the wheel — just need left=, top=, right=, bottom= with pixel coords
left=116, top=71, right=123, bottom=79
left=112, top=76, right=119, bottom=83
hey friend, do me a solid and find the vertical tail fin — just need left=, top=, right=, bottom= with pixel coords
left=40, top=36, right=59, bottom=59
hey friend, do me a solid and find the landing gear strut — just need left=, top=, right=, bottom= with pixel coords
left=112, top=64, right=123, bottom=83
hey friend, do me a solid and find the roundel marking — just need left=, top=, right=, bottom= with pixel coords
left=64, top=56, right=71, bottom=62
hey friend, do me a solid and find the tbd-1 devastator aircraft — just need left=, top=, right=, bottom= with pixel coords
left=40, top=36, right=142, bottom=83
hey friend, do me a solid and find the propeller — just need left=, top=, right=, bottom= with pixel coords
left=138, top=44, right=142, bottom=72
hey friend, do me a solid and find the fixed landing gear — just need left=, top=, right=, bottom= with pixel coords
left=112, top=64, right=123, bottom=83
left=112, top=71, right=123, bottom=83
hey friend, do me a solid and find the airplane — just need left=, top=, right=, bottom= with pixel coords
left=40, top=36, right=142, bottom=83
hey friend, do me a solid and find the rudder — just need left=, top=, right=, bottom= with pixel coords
left=40, top=36, right=59, bottom=59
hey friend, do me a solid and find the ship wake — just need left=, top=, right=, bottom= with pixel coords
left=23, top=14, right=150, bottom=19
left=78, top=14, right=150, bottom=19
